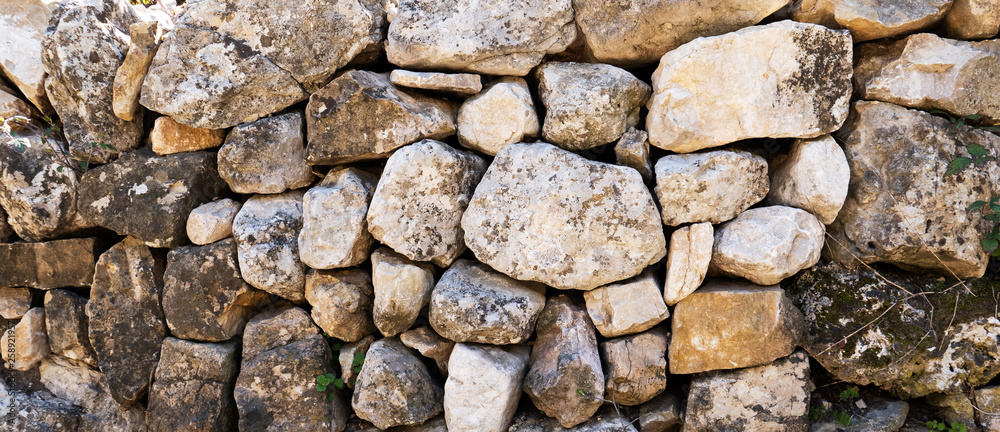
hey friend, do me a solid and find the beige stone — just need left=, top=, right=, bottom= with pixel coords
left=371, top=247, right=436, bottom=337
left=299, top=168, right=378, bottom=269
left=186, top=199, right=241, bottom=246
left=0, top=89, right=39, bottom=119
left=0, top=0, right=59, bottom=112
left=944, top=0, right=1000, bottom=39
left=305, top=268, right=376, bottom=343
left=0, top=287, right=31, bottom=320
left=614, top=128, right=653, bottom=182
left=654, top=150, right=769, bottom=226
left=232, top=191, right=306, bottom=302
left=601, top=328, right=668, bottom=406
left=977, top=386, right=1000, bottom=431
left=339, top=335, right=374, bottom=389
left=113, top=21, right=162, bottom=122
left=1, top=307, right=49, bottom=370
left=400, top=327, right=455, bottom=375
left=711, top=206, right=826, bottom=286
left=456, top=77, right=539, bottom=156
left=149, top=116, right=226, bottom=155
left=444, top=343, right=530, bottom=432
left=663, top=222, right=714, bottom=306
left=766, top=135, right=850, bottom=225
left=352, top=338, right=444, bottom=429
left=790, top=0, right=952, bottom=42
left=43, top=289, right=97, bottom=367
left=389, top=70, right=482, bottom=97
left=584, top=271, right=669, bottom=338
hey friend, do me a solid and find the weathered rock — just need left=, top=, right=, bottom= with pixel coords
left=810, top=398, right=909, bottom=432
left=140, top=0, right=384, bottom=129
left=79, top=149, right=227, bottom=248
left=42, top=0, right=144, bottom=162
left=0, top=206, right=13, bottom=243
left=147, top=338, right=240, bottom=432
left=113, top=20, right=162, bottom=122
left=0, top=88, right=39, bottom=119
left=149, top=116, right=226, bottom=155
left=0, top=383, right=82, bottom=432
left=789, top=0, right=952, bottom=42
left=339, top=335, right=375, bottom=389
left=638, top=393, right=682, bottom=432
left=44, top=289, right=97, bottom=367
left=601, top=328, right=668, bottom=406
left=654, top=150, right=769, bottom=226
left=684, top=351, right=811, bottom=431
left=386, top=0, right=575, bottom=75
left=444, top=343, right=530, bottom=432
left=463, top=143, right=665, bottom=290
left=0, top=287, right=31, bottom=320
left=787, top=261, right=1000, bottom=398
left=507, top=408, right=638, bottom=432
left=711, top=206, right=826, bottom=286
left=925, top=393, right=977, bottom=431
left=390, top=70, right=482, bottom=97
left=371, top=247, right=435, bottom=337
left=386, top=416, right=448, bottom=432
left=305, top=71, right=457, bottom=165
left=429, top=259, right=546, bottom=345
left=299, top=168, right=378, bottom=269
left=977, top=386, right=1000, bottom=431
left=352, top=338, right=444, bottom=429
left=584, top=271, right=669, bottom=338
left=0, top=238, right=98, bottom=289
left=646, top=21, right=853, bottom=153
left=0, top=0, right=59, bottom=112
left=615, top=128, right=653, bottom=182
left=87, top=237, right=167, bottom=407
left=305, top=268, right=376, bottom=342
left=232, top=191, right=306, bottom=302
left=218, top=112, right=314, bottom=194
left=766, top=135, right=850, bottom=225
left=163, top=239, right=269, bottom=342
left=38, top=355, right=148, bottom=432
left=456, top=77, right=539, bottom=156
left=827, top=101, right=1000, bottom=279
left=186, top=198, right=241, bottom=246
left=0, top=306, right=48, bottom=370
left=855, top=34, right=1000, bottom=125
left=368, top=140, right=486, bottom=266
left=240, top=305, right=316, bottom=360
left=663, top=223, right=713, bottom=306
left=523, top=295, right=604, bottom=428
left=400, top=327, right=454, bottom=375
left=670, top=279, right=805, bottom=374
left=944, top=0, right=1000, bottom=39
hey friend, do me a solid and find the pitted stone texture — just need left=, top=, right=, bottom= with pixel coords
left=646, top=21, right=853, bottom=153
left=37, top=354, right=148, bottom=431
left=854, top=34, right=1000, bottom=124
left=663, top=222, right=713, bottom=306
left=400, top=327, right=454, bottom=375
left=386, top=0, right=575, bottom=75
left=711, top=206, right=826, bottom=286
left=429, top=259, right=546, bottom=345
left=684, top=351, right=811, bottom=431
left=0, top=307, right=48, bottom=370
left=146, top=338, right=240, bottom=432
left=305, top=268, right=377, bottom=342
left=218, top=111, right=315, bottom=195
left=0, top=383, right=82, bottom=431
left=232, top=191, right=306, bottom=302
left=669, top=280, right=805, bottom=374
left=601, top=328, right=668, bottom=406
left=584, top=271, right=669, bottom=338
left=790, top=0, right=952, bottom=42
left=978, top=386, right=1000, bottom=431
left=352, top=338, right=444, bottom=429
left=339, top=335, right=375, bottom=389
left=241, top=305, right=317, bottom=360
left=457, top=77, right=539, bottom=156
left=44, top=289, right=98, bottom=367
left=766, top=135, right=850, bottom=225
left=187, top=199, right=241, bottom=246
left=367, top=140, right=486, bottom=266
left=299, top=168, right=378, bottom=269
left=0, top=287, right=31, bottom=320
left=536, top=62, right=651, bottom=150
left=150, top=116, right=226, bottom=155
left=0, top=0, right=59, bottom=112
left=113, top=21, right=162, bottom=122
left=0, top=238, right=98, bottom=289
left=944, top=0, right=1000, bottom=39
left=390, top=70, right=482, bottom=97
left=444, top=343, right=530, bottom=432
left=614, top=128, right=653, bottom=182
left=371, top=247, right=436, bottom=337
left=654, top=150, right=769, bottom=226
left=827, top=101, right=1000, bottom=279
left=463, top=143, right=665, bottom=291
left=306, top=70, right=457, bottom=165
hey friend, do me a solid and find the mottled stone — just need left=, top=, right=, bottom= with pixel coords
left=0, top=0, right=59, bottom=112
left=601, top=328, right=668, bottom=406
left=790, top=0, right=952, bottom=42
left=400, top=327, right=454, bottom=375
left=113, top=20, right=162, bottom=122
left=711, top=206, right=826, bottom=286
left=584, top=271, right=669, bottom=338
left=146, top=338, right=240, bottom=432
left=299, top=168, right=378, bottom=269
left=977, top=386, right=1000, bottom=431
left=925, top=393, right=977, bottom=431
left=232, top=191, right=306, bottom=302
left=638, top=393, right=682, bottom=432
left=945, top=0, right=1000, bottom=39
left=44, top=289, right=97, bottom=367
left=766, top=135, right=850, bottom=225
left=0, top=238, right=98, bottom=289
left=456, top=77, right=539, bottom=156
left=390, top=70, right=482, bottom=97
left=218, top=111, right=314, bottom=194
left=811, top=399, right=908, bottom=432
left=663, top=223, right=713, bottom=306
left=305, top=268, right=376, bottom=342
left=0, top=383, right=81, bottom=432
left=614, top=128, right=653, bottom=182
left=352, top=338, right=444, bottom=429
left=371, top=247, right=435, bottom=337
left=0, top=287, right=31, bottom=320
left=186, top=199, right=241, bottom=246
left=150, top=116, right=226, bottom=155
left=654, top=150, right=769, bottom=226
left=0, top=88, right=39, bottom=119
left=340, top=335, right=375, bottom=389
left=0, top=307, right=48, bottom=370
left=508, top=408, right=638, bottom=432
left=444, top=343, right=530, bottom=432
left=39, top=354, right=148, bottom=431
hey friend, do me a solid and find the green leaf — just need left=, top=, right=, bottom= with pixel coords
left=946, top=157, right=973, bottom=175
left=56, top=166, right=63, bottom=172
left=987, top=213, right=1000, bottom=221
left=839, top=387, right=860, bottom=400
left=326, top=392, right=335, bottom=402
left=330, top=342, right=342, bottom=351
left=577, top=389, right=586, bottom=397
left=316, top=383, right=326, bottom=392
left=969, top=201, right=987, bottom=211
left=957, top=117, right=967, bottom=128
left=352, top=366, right=361, bottom=374
left=991, top=203, right=1000, bottom=213
left=968, top=144, right=989, bottom=157
left=353, top=352, right=365, bottom=366
left=983, top=238, right=999, bottom=252
left=333, top=378, right=345, bottom=390
left=78, top=161, right=89, bottom=171
left=316, top=375, right=330, bottom=386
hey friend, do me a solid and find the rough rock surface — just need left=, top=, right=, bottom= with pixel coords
left=186, top=198, right=241, bottom=245
left=811, top=399, right=909, bottom=432
left=789, top=0, right=952, bottom=42
left=149, top=116, right=226, bottom=156
left=444, top=343, right=530, bottom=432
left=386, top=0, right=576, bottom=75
left=146, top=338, right=240, bottom=432
left=367, top=140, right=486, bottom=266
left=978, top=386, right=1000, bottom=431
left=638, top=393, right=682, bottom=432
left=0, top=238, right=98, bottom=289
left=0, top=383, right=82, bottom=431
left=583, top=271, right=669, bottom=338
left=0, top=88, right=39, bottom=119
left=944, top=0, right=1000, bottom=39
left=670, top=280, right=805, bottom=374
left=429, top=259, right=547, bottom=345
left=232, top=191, right=306, bottom=302
left=113, top=21, right=162, bottom=122
left=0, top=0, right=59, bottom=111
left=305, top=268, right=377, bottom=342
left=400, top=327, right=454, bottom=375
left=37, top=354, right=149, bottom=431
left=827, top=101, right=1000, bottom=279
left=352, top=338, right=444, bottom=429
left=305, top=71, right=457, bottom=165
left=663, top=223, right=714, bottom=306
left=218, top=111, right=314, bottom=194
left=299, top=168, right=378, bottom=269
left=0, top=287, right=31, bottom=320
left=463, top=143, right=665, bottom=290
left=44, top=289, right=98, bottom=366
left=0, top=207, right=12, bottom=242
left=654, top=150, right=769, bottom=226
left=371, top=247, right=436, bottom=337
left=0, top=306, right=48, bottom=370
left=389, top=70, right=482, bottom=97
left=614, top=128, right=653, bottom=182
left=340, top=335, right=375, bottom=388
left=646, top=21, right=853, bottom=153
left=456, top=77, right=539, bottom=156
left=536, top=62, right=651, bottom=150
left=711, top=206, right=826, bottom=286
left=600, top=328, right=668, bottom=406
left=507, top=408, right=638, bottom=432
left=766, top=135, right=850, bottom=225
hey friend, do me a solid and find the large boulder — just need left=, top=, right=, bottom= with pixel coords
left=444, top=343, right=530, bottom=432
left=217, top=111, right=315, bottom=194
left=765, top=135, right=850, bottom=225
left=352, top=338, right=444, bottom=429
left=463, top=143, right=665, bottom=290
left=146, top=338, right=240, bottom=432
left=232, top=191, right=306, bottom=302
left=653, top=150, right=769, bottom=226
left=0, top=0, right=59, bottom=112
left=789, top=0, right=952, bottom=42
left=299, top=168, right=378, bottom=269
left=0, top=238, right=98, bottom=289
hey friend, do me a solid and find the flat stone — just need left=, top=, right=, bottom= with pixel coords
left=0, top=0, right=59, bottom=112
left=944, top=0, right=1000, bottom=39
left=444, top=343, right=530, bottom=432
left=766, top=135, right=850, bottom=225
left=456, top=77, right=539, bottom=156
left=305, top=268, right=377, bottom=342
left=386, top=416, right=448, bottom=432
left=44, top=289, right=98, bottom=367
left=186, top=198, right=241, bottom=246
left=646, top=21, right=852, bottom=153
left=390, top=70, right=482, bottom=97
left=232, top=191, right=306, bottom=302
left=711, top=206, right=826, bottom=286
left=638, top=393, right=682, bottom=432
left=218, top=111, right=315, bottom=194
left=790, top=0, right=952, bottom=42
left=669, top=279, right=805, bottom=374
left=0, top=306, right=48, bottom=370
left=339, top=335, right=375, bottom=389
left=146, top=338, right=240, bottom=432
left=149, top=116, right=226, bottom=155
left=352, top=338, right=444, bottom=429
left=0, top=287, right=31, bottom=320
left=113, top=21, right=162, bottom=122
left=429, top=259, right=547, bottom=345
left=240, top=305, right=318, bottom=361
left=386, top=0, right=575, bottom=75
left=601, top=328, right=668, bottom=406
left=399, top=327, right=454, bottom=375
left=371, top=247, right=436, bottom=337
left=663, top=222, right=713, bottom=306
left=463, top=143, right=665, bottom=290
left=614, top=128, right=653, bottom=182
left=654, top=150, right=769, bottom=226
left=584, top=271, right=669, bottom=338
left=305, top=70, right=457, bottom=165
left=0, top=238, right=99, bottom=289
left=299, top=168, right=378, bottom=269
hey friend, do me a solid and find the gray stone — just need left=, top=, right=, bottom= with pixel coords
left=352, top=338, right=444, bottom=429
left=218, top=111, right=315, bottom=195
left=305, top=268, right=377, bottom=342
left=186, top=198, right=241, bottom=246
left=0, top=0, right=59, bottom=112
left=456, top=77, right=539, bottom=156
left=444, top=343, right=530, bottom=432
left=975, top=386, right=1000, bottom=431
left=339, top=335, right=375, bottom=389
left=0, top=306, right=48, bottom=370
left=299, top=168, right=378, bottom=269
left=507, top=407, right=638, bottom=432
left=654, top=150, right=769, bottom=226
left=112, top=20, right=162, bottom=122
left=0, top=287, right=31, bottom=320
left=790, top=0, right=952, bottom=42
left=711, top=206, right=826, bottom=286
left=638, top=393, right=681, bottom=432
left=389, top=70, right=482, bottom=97
left=601, top=328, right=668, bottom=406
left=146, top=338, right=240, bottom=432
left=810, top=399, right=908, bottom=432
left=240, top=305, right=316, bottom=360
left=766, top=135, right=850, bottom=225
left=614, top=128, right=653, bottom=182
left=371, top=247, right=436, bottom=337
left=232, top=191, right=306, bottom=302
left=44, top=289, right=98, bottom=367
left=400, top=327, right=454, bottom=375
left=584, top=271, right=669, bottom=338
left=0, top=382, right=82, bottom=432
left=0, top=238, right=99, bottom=289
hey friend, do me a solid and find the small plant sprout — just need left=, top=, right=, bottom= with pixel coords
left=838, top=387, right=860, bottom=401
left=315, top=373, right=345, bottom=402
left=927, top=420, right=969, bottom=432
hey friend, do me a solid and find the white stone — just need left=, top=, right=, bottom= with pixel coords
left=583, top=271, right=669, bottom=338
left=232, top=191, right=305, bottom=302
left=444, top=343, right=530, bottom=432
left=305, top=268, right=376, bottom=343
left=390, top=70, right=482, bottom=97
left=654, top=150, right=769, bottom=226
left=1, top=307, right=49, bottom=371
left=457, top=77, right=539, bottom=156
left=766, top=135, right=850, bottom=225
left=186, top=199, right=241, bottom=245
left=371, top=247, right=436, bottom=337
left=0, top=0, right=59, bottom=112
left=711, top=206, right=826, bottom=286
left=663, top=222, right=714, bottom=306
left=299, top=168, right=377, bottom=269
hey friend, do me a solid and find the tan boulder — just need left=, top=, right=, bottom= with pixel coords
left=789, top=0, right=952, bottom=42
left=663, top=222, right=714, bottom=306
left=149, top=116, right=225, bottom=155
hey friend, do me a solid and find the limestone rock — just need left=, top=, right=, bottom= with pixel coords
left=926, top=393, right=977, bottom=431
left=663, top=223, right=713, bottom=306
left=0, top=0, right=59, bottom=112
left=827, top=101, right=1000, bottom=279
left=0, top=307, right=48, bottom=370
left=766, top=135, right=850, bottom=225
left=87, top=237, right=168, bottom=407
left=508, top=408, right=638, bottom=432
left=386, top=0, right=575, bottom=75
left=305, top=268, right=377, bottom=342
left=429, top=259, right=547, bottom=345
left=811, top=399, right=909, bottom=432
left=0, top=88, right=39, bottom=119
left=0, top=384, right=81, bottom=432
left=646, top=21, right=853, bottom=153
left=367, top=140, right=486, bottom=266
left=390, top=70, right=482, bottom=97
left=614, top=128, right=653, bottom=182
left=218, top=112, right=314, bottom=194
left=44, top=289, right=98, bottom=367
left=79, top=149, right=227, bottom=248
left=711, top=206, right=826, bottom=286
left=42, top=0, right=144, bottom=163
left=789, top=0, right=952, bottom=42
left=186, top=198, right=241, bottom=246
left=684, top=351, right=811, bottom=431
left=638, top=393, right=682, bottom=432
left=444, top=343, right=530, bottom=432
left=456, top=77, right=539, bottom=156
left=523, top=295, right=604, bottom=428
left=371, top=247, right=436, bottom=337
left=299, top=168, right=378, bottom=269
left=339, top=335, right=375, bottom=389
left=113, top=21, right=162, bottom=122
left=584, top=271, right=669, bottom=338
left=400, top=327, right=454, bottom=375
left=352, top=338, right=444, bottom=429
left=654, top=150, right=769, bottom=226
left=944, top=0, right=1000, bottom=39
left=0, top=287, right=31, bottom=320
left=463, top=143, right=665, bottom=290
left=232, top=191, right=306, bottom=302
left=977, top=386, right=1000, bottom=431
left=240, top=305, right=315, bottom=360
left=305, top=71, right=457, bottom=165
left=536, top=62, right=650, bottom=150
left=0, top=238, right=98, bottom=289
left=146, top=338, right=240, bottom=432
left=150, top=116, right=226, bottom=155
left=669, top=279, right=805, bottom=374
left=600, top=328, right=668, bottom=406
